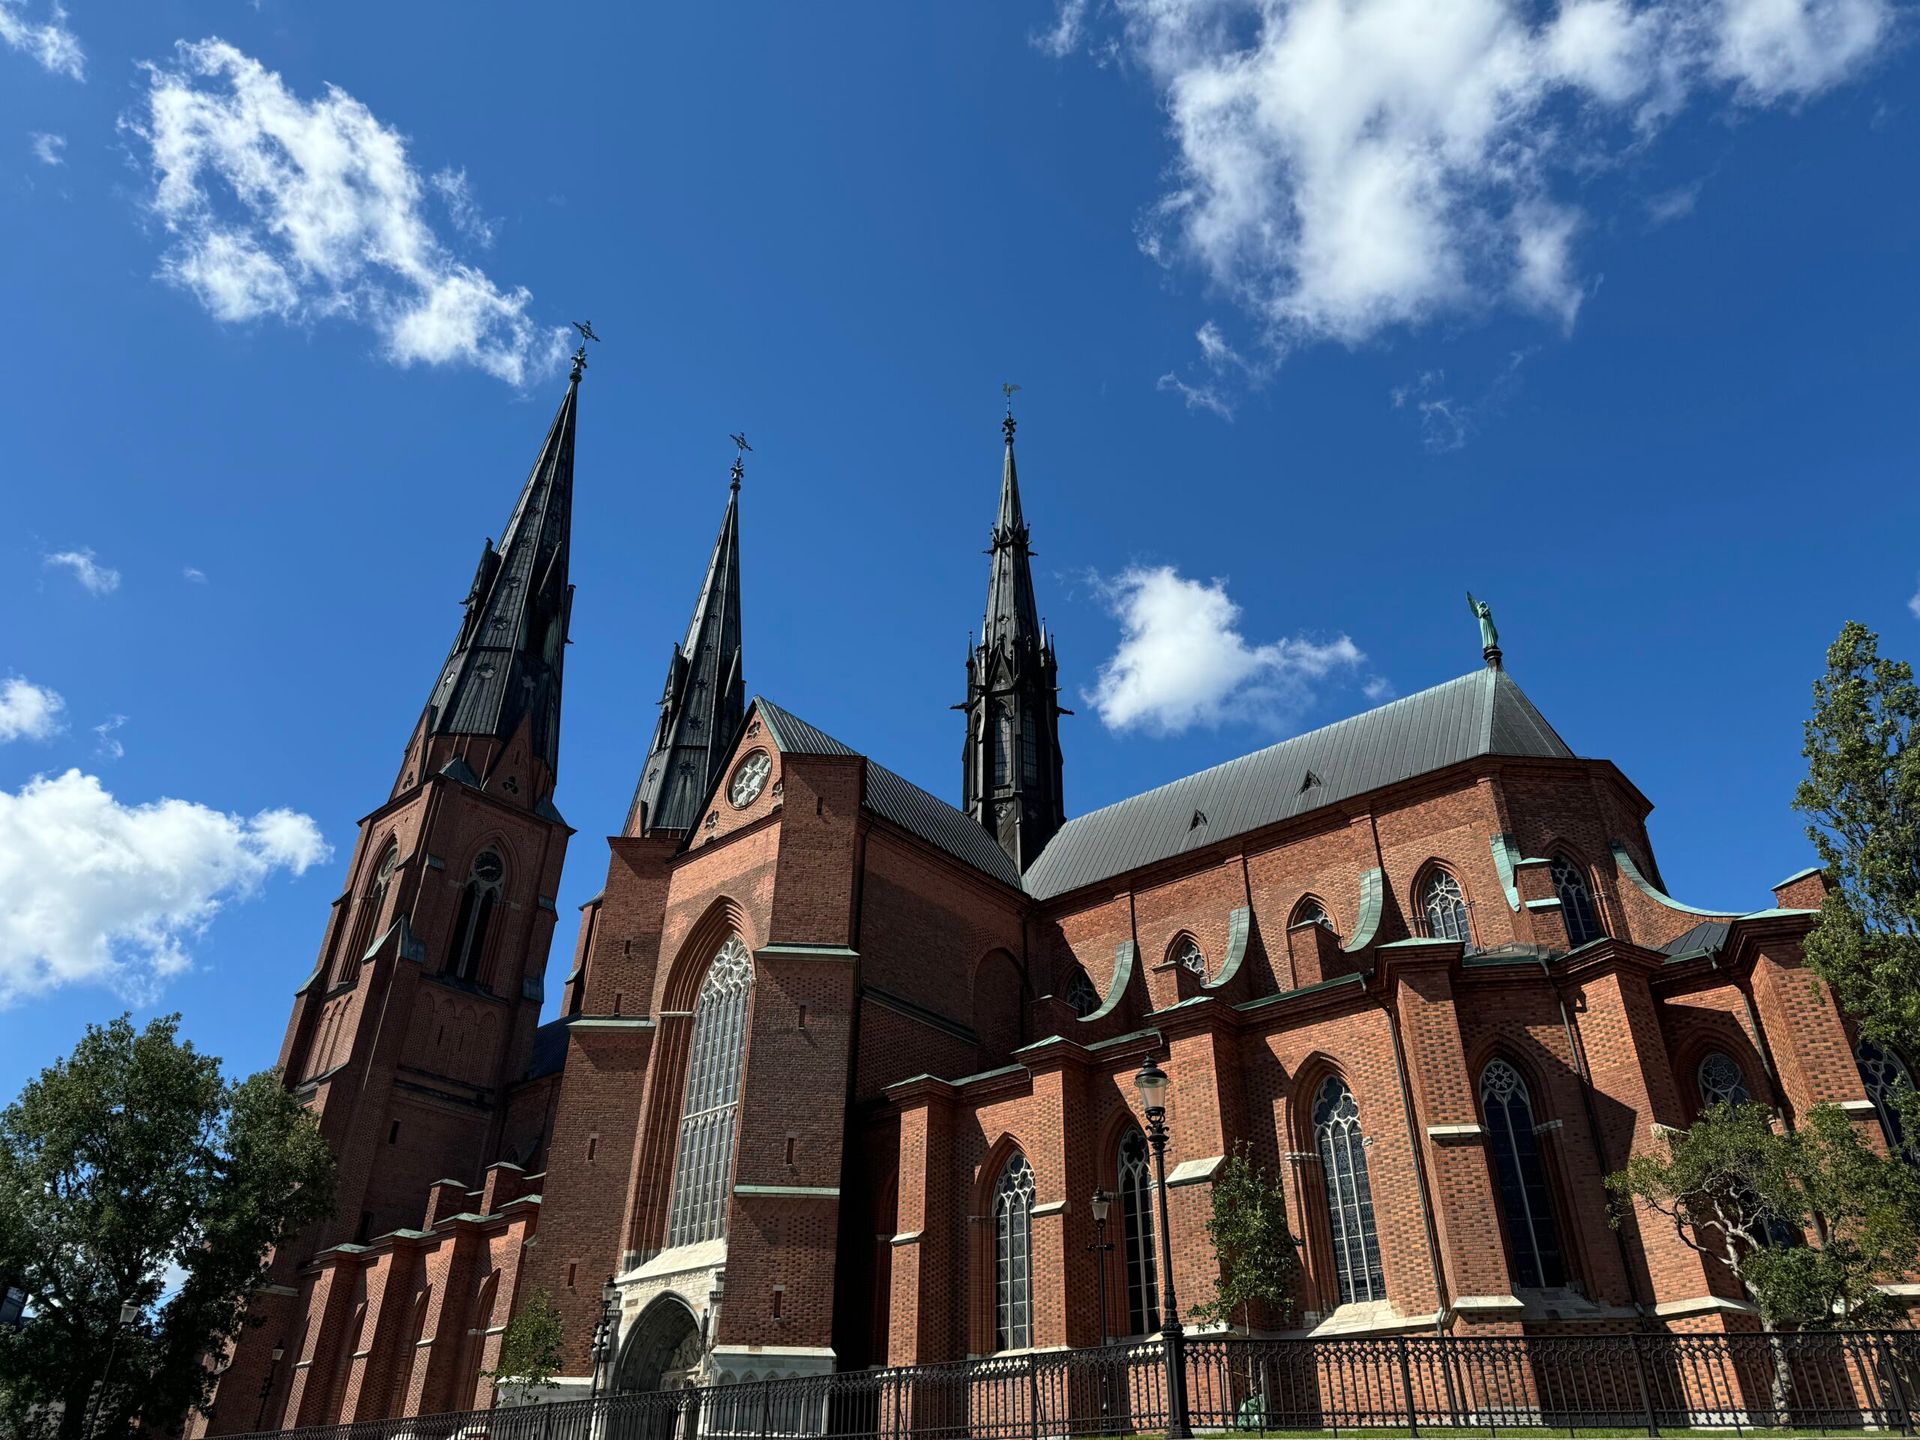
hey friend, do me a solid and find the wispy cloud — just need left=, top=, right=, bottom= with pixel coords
left=182, top=565, right=208, bottom=584
left=1646, top=181, right=1704, bottom=226
left=1908, top=579, right=1920, bottom=621
left=128, top=39, right=567, bottom=386
left=43, top=547, right=120, bottom=594
left=430, top=166, right=495, bottom=247
left=28, top=130, right=65, bottom=166
left=0, top=677, right=65, bottom=743
left=1033, top=0, right=1090, bottom=57
left=0, top=0, right=83, bottom=80
left=1391, top=349, right=1534, bottom=452
left=1156, top=370, right=1235, bottom=421
left=0, top=768, right=329, bottom=1005
left=1054, top=0, right=1890, bottom=375
left=92, top=714, right=127, bottom=760
left=1086, top=565, right=1363, bottom=734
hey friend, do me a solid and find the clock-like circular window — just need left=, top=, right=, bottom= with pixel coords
left=728, top=749, right=773, bottom=809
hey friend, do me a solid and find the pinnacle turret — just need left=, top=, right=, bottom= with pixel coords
left=627, top=451, right=747, bottom=834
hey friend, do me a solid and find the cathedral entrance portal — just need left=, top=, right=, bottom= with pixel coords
left=611, top=1296, right=704, bottom=1440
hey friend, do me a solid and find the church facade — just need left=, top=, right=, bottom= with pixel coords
left=198, top=356, right=1905, bottom=1434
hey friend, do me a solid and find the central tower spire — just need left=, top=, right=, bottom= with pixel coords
left=962, top=392, right=1066, bottom=871
left=627, top=444, right=747, bottom=834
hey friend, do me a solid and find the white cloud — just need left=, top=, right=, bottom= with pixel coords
left=130, top=39, right=567, bottom=386
left=1363, top=676, right=1397, bottom=702
left=1086, top=565, right=1363, bottom=733
left=1391, top=349, right=1533, bottom=452
left=92, top=714, right=127, bottom=759
left=44, top=547, right=120, bottom=594
left=182, top=565, right=208, bottom=583
left=0, top=678, right=65, bottom=742
left=1035, top=0, right=1091, bottom=56
left=1908, top=580, right=1920, bottom=621
left=28, top=131, right=65, bottom=166
left=1066, top=0, right=1889, bottom=359
left=1156, top=370, right=1235, bottom=420
left=0, top=0, right=82, bottom=79
left=430, top=166, right=494, bottom=247
left=0, top=769, right=329, bottom=1005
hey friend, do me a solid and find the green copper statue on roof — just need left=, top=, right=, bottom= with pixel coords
left=1466, top=591, right=1503, bottom=669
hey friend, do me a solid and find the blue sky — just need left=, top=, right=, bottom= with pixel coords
left=2, top=0, right=1916, bottom=1098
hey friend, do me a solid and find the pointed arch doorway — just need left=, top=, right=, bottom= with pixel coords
left=611, top=1295, right=704, bottom=1440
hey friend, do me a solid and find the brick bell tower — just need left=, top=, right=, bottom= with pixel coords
left=226, top=347, right=584, bottom=1372
left=961, top=398, right=1066, bottom=871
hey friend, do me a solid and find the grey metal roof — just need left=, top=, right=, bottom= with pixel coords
left=1023, top=668, right=1576, bottom=901
left=1661, top=919, right=1732, bottom=958
left=757, top=698, right=1024, bottom=890
left=526, top=1017, right=569, bottom=1080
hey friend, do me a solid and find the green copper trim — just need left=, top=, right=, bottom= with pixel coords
left=1609, top=841, right=1730, bottom=918
left=1237, top=971, right=1366, bottom=1014
left=1079, top=941, right=1137, bottom=1024
left=1772, top=865, right=1823, bottom=890
left=1204, top=907, right=1252, bottom=990
left=1490, top=834, right=1523, bottom=911
left=734, top=1184, right=840, bottom=1199
left=1342, top=868, right=1385, bottom=954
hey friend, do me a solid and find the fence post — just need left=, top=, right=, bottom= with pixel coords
left=1028, top=1352, right=1042, bottom=1440
left=1632, top=1333, right=1660, bottom=1438
left=1883, top=1334, right=1917, bottom=1437
left=1396, top=1336, right=1420, bottom=1439
left=758, top=1377, right=771, bottom=1440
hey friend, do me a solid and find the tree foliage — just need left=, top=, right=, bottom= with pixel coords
left=0, top=1014, right=335, bottom=1439
left=487, top=1289, right=565, bottom=1406
left=1793, top=621, right=1920, bottom=1047
left=1608, top=1101, right=1920, bottom=1328
left=1191, top=1142, right=1299, bottom=1330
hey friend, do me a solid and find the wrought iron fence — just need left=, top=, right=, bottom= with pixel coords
left=224, top=1328, right=1920, bottom=1440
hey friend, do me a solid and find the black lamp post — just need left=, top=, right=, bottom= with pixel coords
left=254, top=1340, right=286, bottom=1432
left=1135, top=1056, right=1192, bottom=1439
left=1088, top=1189, right=1115, bottom=1346
left=591, top=1276, right=620, bottom=1400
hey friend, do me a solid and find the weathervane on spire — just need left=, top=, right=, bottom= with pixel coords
left=729, top=432, right=751, bottom=492
left=571, top=320, right=600, bottom=381
left=1002, top=381, right=1020, bottom=442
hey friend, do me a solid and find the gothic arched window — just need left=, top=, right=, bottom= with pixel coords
left=447, top=849, right=504, bottom=983
left=1421, top=870, right=1474, bottom=952
left=1698, top=1051, right=1752, bottom=1109
left=1480, top=1059, right=1567, bottom=1288
left=1313, top=1077, right=1385, bottom=1306
left=993, top=705, right=1014, bottom=789
left=341, top=844, right=398, bottom=984
left=1021, top=719, right=1039, bottom=785
left=1172, top=936, right=1207, bottom=980
left=1551, top=854, right=1604, bottom=948
left=1294, top=897, right=1332, bottom=930
left=1064, top=968, right=1100, bottom=1019
left=666, top=938, right=755, bottom=1247
left=993, top=1152, right=1035, bottom=1350
left=1118, top=1128, right=1160, bottom=1335
left=1858, top=1041, right=1916, bottom=1160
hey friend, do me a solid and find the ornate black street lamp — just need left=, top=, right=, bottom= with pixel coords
left=1088, top=1188, right=1114, bottom=1345
left=254, top=1340, right=286, bottom=1432
left=590, top=1276, right=620, bottom=1400
left=1135, top=1056, right=1192, bottom=1439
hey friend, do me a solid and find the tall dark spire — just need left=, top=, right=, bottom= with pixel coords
left=627, top=450, right=746, bottom=834
left=962, top=395, right=1066, bottom=871
left=412, top=352, right=581, bottom=802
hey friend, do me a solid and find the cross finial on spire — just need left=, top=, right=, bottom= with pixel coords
left=1002, top=382, right=1020, bottom=442
left=571, top=320, right=600, bottom=382
left=729, top=432, right=751, bottom=493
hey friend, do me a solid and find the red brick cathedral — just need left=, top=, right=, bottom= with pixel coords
left=200, top=355, right=1896, bottom=1434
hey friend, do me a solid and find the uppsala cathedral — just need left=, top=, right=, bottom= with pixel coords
left=198, top=350, right=1904, bottom=1434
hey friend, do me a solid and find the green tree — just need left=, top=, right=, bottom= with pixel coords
left=487, top=1289, right=565, bottom=1407
left=1608, top=1100, right=1920, bottom=1329
left=0, top=1014, right=335, bottom=1440
left=1792, top=621, right=1920, bottom=1048
left=1190, top=1143, right=1299, bottom=1331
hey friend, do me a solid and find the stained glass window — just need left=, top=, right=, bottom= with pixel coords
left=1422, top=870, right=1473, bottom=951
left=665, top=938, right=755, bottom=1247
left=1118, top=1129, right=1160, bottom=1334
left=1294, top=898, right=1334, bottom=933
left=1551, top=854, right=1603, bottom=947
left=1173, top=936, right=1207, bottom=979
left=1698, top=1051, right=1751, bottom=1109
left=1314, top=1077, right=1385, bottom=1306
left=1065, top=968, right=1100, bottom=1019
left=1858, top=1041, right=1916, bottom=1160
left=993, top=1153, right=1035, bottom=1350
left=1481, top=1059, right=1567, bottom=1288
